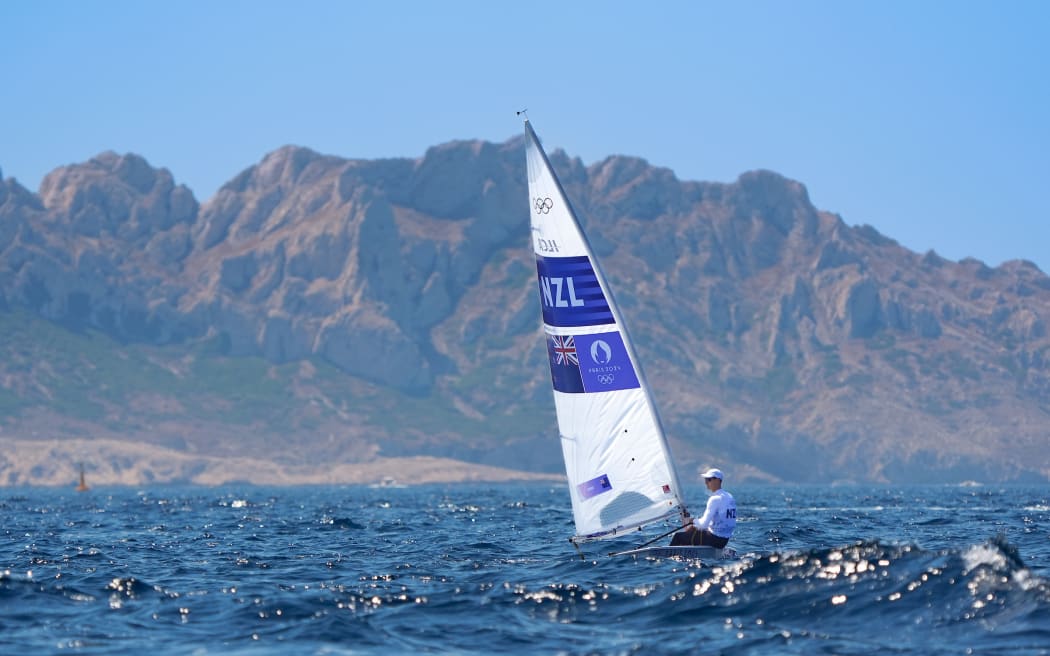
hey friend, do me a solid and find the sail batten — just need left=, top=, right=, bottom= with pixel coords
left=525, top=119, right=687, bottom=543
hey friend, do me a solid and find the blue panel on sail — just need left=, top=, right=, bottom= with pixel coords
left=578, top=473, right=613, bottom=499
left=546, top=334, right=585, bottom=393
left=575, top=332, right=641, bottom=392
left=536, top=256, right=614, bottom=327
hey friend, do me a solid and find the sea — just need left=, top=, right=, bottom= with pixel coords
left=1, top=483, right=1048, bottom=655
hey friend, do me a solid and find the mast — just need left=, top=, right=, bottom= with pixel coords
left=76, top=463, right=89, bottom=492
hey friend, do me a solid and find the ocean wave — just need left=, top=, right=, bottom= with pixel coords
left=1, top=484, right=1048, bottom=654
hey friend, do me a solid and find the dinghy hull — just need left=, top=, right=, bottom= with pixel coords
left=613, top=545, right=737, bottom=561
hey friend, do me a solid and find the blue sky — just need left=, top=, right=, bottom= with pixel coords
left=3, top=1, right=1048, bottom=270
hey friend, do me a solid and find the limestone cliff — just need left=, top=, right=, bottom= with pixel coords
left=1, top=138, right=1048, bottom=485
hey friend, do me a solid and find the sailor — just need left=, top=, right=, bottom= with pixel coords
left=670, top=468, right=736, bottom=548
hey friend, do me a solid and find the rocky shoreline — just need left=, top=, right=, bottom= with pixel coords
left=0, top=438, right=563, bottom=488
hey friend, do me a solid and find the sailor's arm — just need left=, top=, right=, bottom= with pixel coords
left=691, top=496, right=717, bottom=530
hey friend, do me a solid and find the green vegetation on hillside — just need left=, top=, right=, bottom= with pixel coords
left=0, top=310, right=548, bottom=460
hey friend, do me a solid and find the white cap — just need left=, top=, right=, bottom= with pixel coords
left=701, top=468, right=723, bottom=480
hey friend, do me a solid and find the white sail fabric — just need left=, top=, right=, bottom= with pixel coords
left=524, top=120, right=686, bottom=542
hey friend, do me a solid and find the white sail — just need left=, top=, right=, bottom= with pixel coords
left=524, top=119, right=687, bottom=543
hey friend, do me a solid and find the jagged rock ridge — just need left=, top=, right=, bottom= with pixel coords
left=1, top=138, right=1048, bottom=485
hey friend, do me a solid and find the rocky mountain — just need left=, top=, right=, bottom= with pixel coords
left=1, top=138, right=1048, bottom=486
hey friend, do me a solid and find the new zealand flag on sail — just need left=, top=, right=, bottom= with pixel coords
left=546, top=331, right=640, bottom=394
left=546, top=334, right=585, bottom=393
left=536, top=256, right=614, bottom=328
left=577, top=473, right=613, bottom=499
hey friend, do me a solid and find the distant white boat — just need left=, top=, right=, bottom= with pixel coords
left=369, top=476, right=405, bottom=489
left=523, top=118, right=727, bottom=562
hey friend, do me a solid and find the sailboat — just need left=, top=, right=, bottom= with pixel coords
left=524, top=117, right=727, bottom=561
left=75, top=463, right=90, bottom=492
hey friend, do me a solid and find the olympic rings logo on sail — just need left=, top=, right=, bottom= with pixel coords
left=597, top=374, right=615, bottom=385
left=534, top=197, right=554, bottom=214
